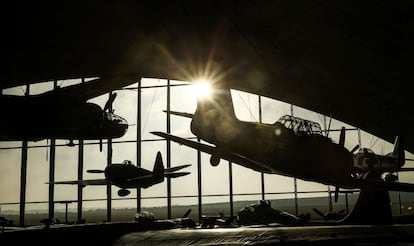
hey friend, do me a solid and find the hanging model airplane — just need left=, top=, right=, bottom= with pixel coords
left=151, top=85, right=414, bottom=196
left=48, top=151, right=191, bottom=196
left=0, top=76, right=138, bottom=148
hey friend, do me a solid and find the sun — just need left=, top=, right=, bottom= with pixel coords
left=189, top=80, right=213, bottom=99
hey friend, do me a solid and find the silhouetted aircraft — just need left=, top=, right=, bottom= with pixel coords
left=48, top=151, right=191, bottom=196
left=237, top=200, right=310, bottom=226
left=352, top=136, right=414, bottom=182
left=0, top=76, right=137, bottom=148
left=151, top=85, right=414, bottom=196
left=312, top=208, right=347, bottom=221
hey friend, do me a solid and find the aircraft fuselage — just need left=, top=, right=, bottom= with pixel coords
left=191, top=114, right=353, bottom=186
left=190, top=88, right=354, bottom=188
left=104, top=164, right=163, bottom=189
left=0, top=94, right=128, bottom=141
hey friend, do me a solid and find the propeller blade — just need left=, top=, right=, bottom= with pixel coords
left=339, top=127, right=345, bottom=147
left=183, top=209, right=192, bottom=218
left=312, top=208, right=325, bottom=218
left=334, top=186, right=339, bottom=202
left=350, top=144, right=360, bottom=154
left=103, top=93, right=117, bottom=112
left=87, top=169, right=105, bottom=173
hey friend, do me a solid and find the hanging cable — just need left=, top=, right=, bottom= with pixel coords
left=369, top=136, right=379, bottom=149
left=142, top=80, right=160, bottom=133
left=236, top=91, right=257, bottom=122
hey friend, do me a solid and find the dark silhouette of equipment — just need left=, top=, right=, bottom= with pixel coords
left=312, top=208, right=347, bottom=221
left=134, top=209, right=196, bottom=229
left=237, top=200, right=310, bottom=226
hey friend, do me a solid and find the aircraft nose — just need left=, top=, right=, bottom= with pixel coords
left=105, top=113, right=128, bottom=137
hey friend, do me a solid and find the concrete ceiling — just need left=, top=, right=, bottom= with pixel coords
left=1, top=0, right=414, bottom=153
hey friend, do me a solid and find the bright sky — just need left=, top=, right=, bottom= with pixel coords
left=0, top=77, right=413, bottom=214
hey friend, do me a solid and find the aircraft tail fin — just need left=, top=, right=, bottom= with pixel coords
left=191, top=86, right=237, bottom=139
left=194, top=86, right=236, bottom=121
left=152, top=151, right=165, bottom=182
left=389, top=136, right=405, bottom=167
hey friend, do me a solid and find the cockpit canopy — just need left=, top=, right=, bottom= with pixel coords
left=277, top=115, right=323, bottom=136
left=122, top=160, right=133, bottom=165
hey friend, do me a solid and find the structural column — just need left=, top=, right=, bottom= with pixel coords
left=106, top=92, right=113, bottom=222
left=19, top=140, right=28, bottom=226
left=77, top=78, right=85, bottom=223
left=19, top=84, right=30, bottom=226
left=166, top=80, right=172, bottom=219
left=197, top=137, right=202, bottom=223
left=136, top=80, right=142, bottom=212
left=291, top=104, right=298, bottom=216
left=258, top=96, right=265, bottom=200
left=48, top=80, right=58, bottom=219
left=77, top=139, right=84, bottom=222
left=48, top=138, right=56, bottom=219
left=228, top=161, right=234, bottom=218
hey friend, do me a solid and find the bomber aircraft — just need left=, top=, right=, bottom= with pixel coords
left=48, top=151, right=191, bottom=197
left=0, top=76, right=138, bottom=148
left=152, top=85, right=414, bottom=198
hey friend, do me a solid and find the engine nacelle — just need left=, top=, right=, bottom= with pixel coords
left=118, top=189, right=131, bottom=197
left=384, top=173, right=398, bottom=183
left=210, top=155, right=220, bottom=166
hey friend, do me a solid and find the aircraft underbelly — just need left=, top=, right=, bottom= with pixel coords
left=227, top=136, right=351, bottom=185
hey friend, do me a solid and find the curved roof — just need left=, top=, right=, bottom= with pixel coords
left=1, top=1, right=414, bottom=152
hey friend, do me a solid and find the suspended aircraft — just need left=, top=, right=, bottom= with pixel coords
left=48, top=151, right=191, bottom=197
left=0, top=76, right=137, bottom=148
left=151, top=85, right=414, bottom=196
left=352, top=136, right=414, bottom=182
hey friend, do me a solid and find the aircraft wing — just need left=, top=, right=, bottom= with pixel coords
left=346, top=178, right=414, bottom=193
left=127, top=174, right=154, bottom=182
left=47, top=179, right=109, bottom=186
left=370, top=180, right=414, bottom=193
left=151, top=131, right=272, bottom=173
left=42, top=75, right=139, bottom=102
left=163, top=110, right=194, bottom=118
left=398, top=168, right=414, bottom=172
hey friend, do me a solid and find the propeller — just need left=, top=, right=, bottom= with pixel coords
left=87, top=169, right=105, bottom=173
left=339, top=126, right=345, bottom=147
left=99, top=92, right=117, bottom=152
left=334, top=186, right=339, bottom=202
left=350, top=144, right=360, bottom=154
left=103, top=92, right=117, bottom=113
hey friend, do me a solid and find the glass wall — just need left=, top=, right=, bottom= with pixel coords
left=0, top=77, right=412, bottom=226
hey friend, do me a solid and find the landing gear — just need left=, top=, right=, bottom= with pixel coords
left=66, top=140, right=75, bottom=147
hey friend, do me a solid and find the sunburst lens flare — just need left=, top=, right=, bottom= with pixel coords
left=190, top=80, right=212, bottom=100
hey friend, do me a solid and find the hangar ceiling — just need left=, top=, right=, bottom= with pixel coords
left=1, top=1, right=414, bottom=153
